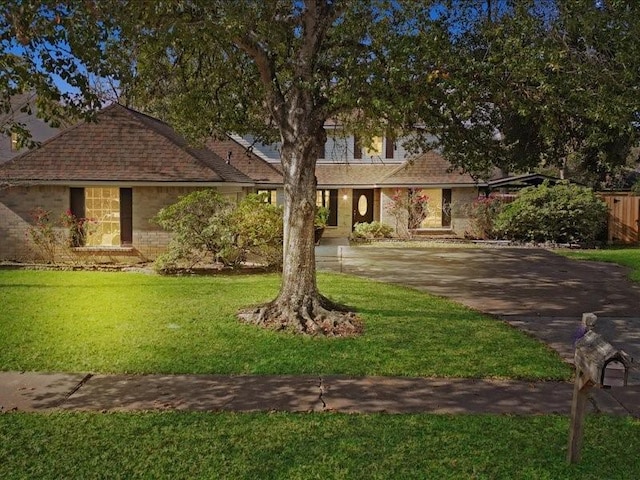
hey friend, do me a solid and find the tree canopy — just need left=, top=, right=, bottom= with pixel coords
left=402, top=0, right=640, bottom=185
left=3, top=1, right=639, bottom=182
left=2, top=0, right=640, bottom=333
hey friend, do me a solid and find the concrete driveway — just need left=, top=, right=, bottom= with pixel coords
left=318, top=244, right=640, bottom=380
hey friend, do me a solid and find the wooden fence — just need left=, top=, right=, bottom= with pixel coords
left=600, top=194, right=640, bottom=245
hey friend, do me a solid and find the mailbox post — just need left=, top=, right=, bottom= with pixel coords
left=567, top=313, right=633, bottom=464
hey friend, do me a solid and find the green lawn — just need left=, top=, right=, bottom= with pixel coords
left=560, top=247, right=640, bottom=283
left=1, top=412, right=638, bottom=480
left=0, top=269, right=569, bottom=380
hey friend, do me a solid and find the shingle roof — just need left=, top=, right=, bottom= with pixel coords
left=315, top=163, right=399, bottom=187
left=316, top=151, right=481, bottom=187
left=207, top=135, right=283, bottom=184
left=379, top=151, right=480, bottom=186
left=0, top=104, right=253, bottom=184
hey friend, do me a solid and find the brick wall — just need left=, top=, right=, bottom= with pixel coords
left=0, top=185, right=247, bottom=263
left=0, top=185, right=68, bottom=261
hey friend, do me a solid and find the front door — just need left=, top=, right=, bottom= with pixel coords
left=352, top=189, right=374, bottom=228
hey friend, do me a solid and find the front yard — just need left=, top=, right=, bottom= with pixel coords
left=0, top=269, right=569, bottom=379
left=2, top=268, right=638, bottom=479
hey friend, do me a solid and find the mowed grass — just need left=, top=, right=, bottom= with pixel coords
left=560, top=247, right=640, bottom=283
left=1, top=412, right=638, bottom=480
left=0, top=269, right=569, bottom=379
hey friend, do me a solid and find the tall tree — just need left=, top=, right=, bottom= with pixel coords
left=1, top=1, right=445, bottom=335
left=405, top=0, right=640, bottom=185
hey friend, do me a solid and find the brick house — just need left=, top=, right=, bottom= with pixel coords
left=0, top=104, right=482, bottom=262
left=0, top=104, right=274, bottom=262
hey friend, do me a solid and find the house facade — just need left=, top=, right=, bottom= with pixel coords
left=0, top=104, right=482, bottom=263
left=229, top=131, right=482, bottom=239
left=0, top=104, right=259, bottom=262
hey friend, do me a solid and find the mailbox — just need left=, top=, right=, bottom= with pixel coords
left=574, top=330, right=632, bottom=388
left=568, top=312, right=634, bottom=464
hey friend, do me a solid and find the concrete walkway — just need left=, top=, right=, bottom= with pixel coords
left=2, top=371, right=639, bottom=417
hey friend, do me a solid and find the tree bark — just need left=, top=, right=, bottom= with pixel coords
left=239, top=120, right=362, bottom=337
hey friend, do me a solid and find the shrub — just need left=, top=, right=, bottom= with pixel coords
left=468, top=194, right=511, bottom=239
left=26, top=208, right=63, bottom=263
left=495, top=181, right=608, bottom=244
left=315, top=205, right=330, bottom=228
left=385, top=188, right=430, bottom=238
left=26, top=208, right=93, bottom=263
left=153, top=191, right=284, bottom=271
left=153, top=190, right=241, bottom=270
left=233, top=193, right=283, bottom=268
left=350, top=221, right=394, bottom=241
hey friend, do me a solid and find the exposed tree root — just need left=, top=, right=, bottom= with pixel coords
left=238, top=294, right=363, bottom=337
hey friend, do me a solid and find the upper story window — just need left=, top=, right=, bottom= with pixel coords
left=364, top=136, right=383, bottom=156
left=353, top=135, right=394, bottom=160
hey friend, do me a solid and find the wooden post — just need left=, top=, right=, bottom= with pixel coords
left=567, top=369, right=593, bottom=464
left=567, top=313, right=633, bottom=464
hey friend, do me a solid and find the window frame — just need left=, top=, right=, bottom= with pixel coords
left=316, top=189, right=338, bottom=227
left=257, top=189, right=278, bottom=204
left=69, top=187, right=133, bottom=247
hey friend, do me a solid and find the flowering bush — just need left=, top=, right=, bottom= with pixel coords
left=385, top=188, right=430, bottom=238
left=26, top=208, right=93, bottom=262
left=469, top=194, right=510, bottom=239
left=26, top=208, right=61, bottom=263
left=61, top=209, right=90, bottom=247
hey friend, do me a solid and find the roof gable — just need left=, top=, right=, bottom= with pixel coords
left=0, top=104, right=253, bottom=184
left=207, top=135, right=283, bottom=184
left=380, top=151, right=479, bottom=186
left=315, top=151, right=481, bottom=187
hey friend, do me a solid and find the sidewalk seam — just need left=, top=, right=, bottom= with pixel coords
left=318, top=376, right=327, bottom=410
left=57, top=373, right=93, bottom=408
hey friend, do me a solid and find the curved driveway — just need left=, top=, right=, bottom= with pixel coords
left=318, top=245, right=640, bottom=376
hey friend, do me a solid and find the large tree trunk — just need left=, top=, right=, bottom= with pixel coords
left=239, top=124, right=362, bottom=337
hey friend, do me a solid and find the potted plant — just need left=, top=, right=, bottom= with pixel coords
left=314, top=206, right=330, bottom=244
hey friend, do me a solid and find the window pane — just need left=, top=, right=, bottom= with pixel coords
left=257, top=189, right=277, bottom=204
left=85, top=187, right=121, bottom=246
left=365, top=136, right=383, bottom=156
